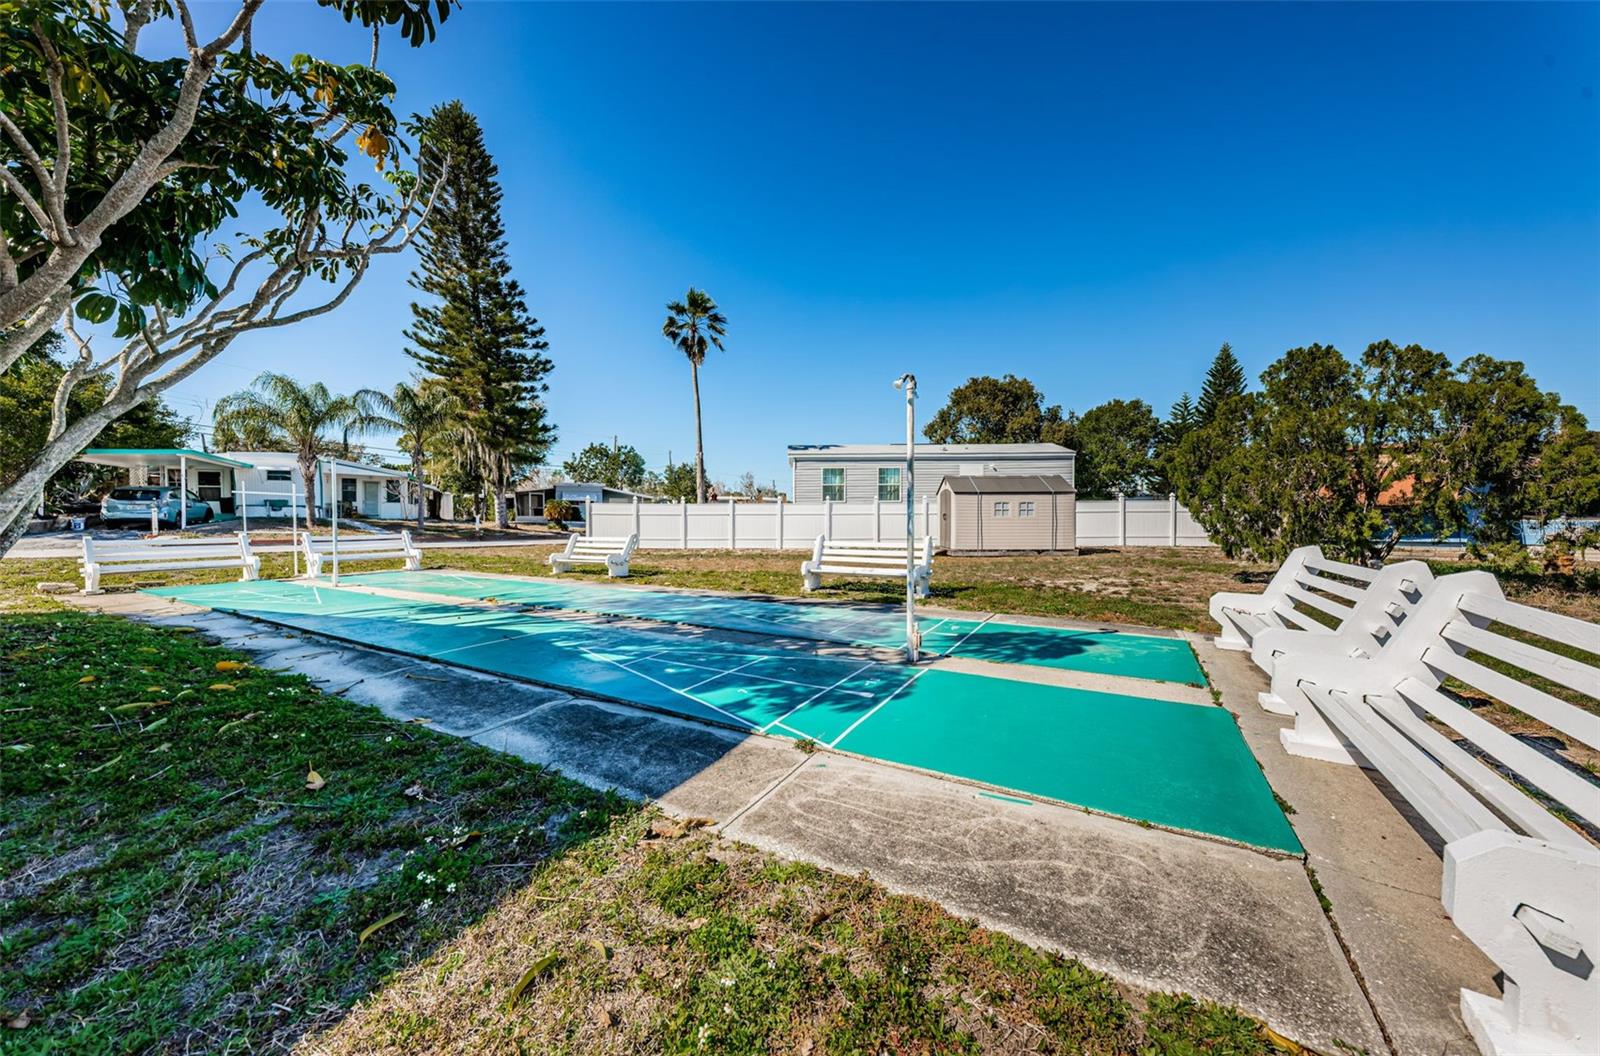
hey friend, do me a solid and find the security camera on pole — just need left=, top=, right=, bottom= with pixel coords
left=893, top=374, right=919, bottom=663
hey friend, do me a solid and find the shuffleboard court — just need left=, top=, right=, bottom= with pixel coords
left=341, top=569, right=1208, bottom=687
left=145, top=579, right=1298, bottom=853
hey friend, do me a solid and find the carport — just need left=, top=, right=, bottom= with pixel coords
left=78, top=448, right=255, bottom=528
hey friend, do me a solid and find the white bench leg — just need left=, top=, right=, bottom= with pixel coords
left=241, top=558, right=260, bottom=582
left=1446, top=832, right=1600, bottom=1056
left=606, top=558, right=628, bottom=578
left=82, top=565, right=101, bottom=595
left=801, top=563, right=820, bottom=591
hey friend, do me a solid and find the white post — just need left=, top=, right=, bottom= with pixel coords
left=825, top=499, right=834, bottom=538
left=922, top=495, right=931, bottom=540
left=874, top=499, right=882, bottom=543
left=1117, top=492, right=1127, bottom=547
left=681, top=499, right=688, bottom=549
left=150, top=504, right=159, bottom=537
left=240, top=484, right=248, bottom=536
left=330, top=461, right=340, bottom=585
left=775, top=495, right=785, bottom=551
left=633, top=496, right=641, bottom=539
left=1169, top=492, right=1178, bottom=546
left=585, top=497, right=593, bottom=536
left=179, top=455, right=188, bottom=530
left=894, top=373, right=919, bottom=663
left=728, top=498, right=736, bottom=549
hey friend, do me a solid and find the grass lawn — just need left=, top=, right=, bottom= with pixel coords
left=1, top=573, right=1285, bottom=1054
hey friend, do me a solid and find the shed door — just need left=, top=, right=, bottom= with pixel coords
left=938, top=490, right=952, bottom=549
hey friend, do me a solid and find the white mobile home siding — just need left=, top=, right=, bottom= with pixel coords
left=789, top=446, right=1075, bottom=504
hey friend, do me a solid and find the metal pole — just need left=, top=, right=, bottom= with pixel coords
left=179, top=455, right=188, bottom=530
left=894, top=374, right=919, bottom=662
left=330, top=461, right=340, bottom=585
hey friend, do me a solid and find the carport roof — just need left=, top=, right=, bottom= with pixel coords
left=80, top=448, right=255, bottom=469
left=938, top=474, right=1074, bottom=494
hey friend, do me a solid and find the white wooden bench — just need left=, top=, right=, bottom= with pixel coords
left=300, top=530, right=421, bottom=578
left=80, top=534, right=260, bottom=594
left=1211, top=545, right=1433, bottom=690
left=548, top=533, right=638, bottom=577
left=1273, top=570, right=1600, bottom=1056
left=801, top=535, right=933, bottom=598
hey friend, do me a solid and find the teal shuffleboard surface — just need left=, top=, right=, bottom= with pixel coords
left=344, top=570, right=1207, bottom=687
left=146, top=580, right=1296, bottom=853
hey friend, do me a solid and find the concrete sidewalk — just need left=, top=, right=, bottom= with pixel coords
left=68, top=589, right=1392, bottom=1052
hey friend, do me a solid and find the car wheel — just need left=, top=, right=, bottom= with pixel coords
left=200, top=507, right=214, bottom=524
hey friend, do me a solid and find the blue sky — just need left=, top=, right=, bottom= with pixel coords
left=160, top=2, right=1598, bottom=490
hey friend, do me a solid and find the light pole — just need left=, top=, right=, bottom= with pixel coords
left=893, top=373, right=919, bottom=663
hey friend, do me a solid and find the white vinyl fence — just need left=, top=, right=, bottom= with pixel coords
left=586, top=494, right=1215, bottom=550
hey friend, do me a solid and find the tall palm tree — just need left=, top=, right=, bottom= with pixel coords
left=364, top=378, right=458, bottom=532
left=213, top=372, right=388, bottom=526
left=662, top=288, right=727, bottom=503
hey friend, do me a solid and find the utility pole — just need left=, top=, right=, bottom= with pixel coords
left=893, top=374, right=919, bottom=663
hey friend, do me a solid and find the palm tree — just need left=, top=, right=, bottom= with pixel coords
left=364, top=378, right=458, bottom=532
left=662, top=288, right=727, bottom=503
left=213, top=372, right=388, bottom=526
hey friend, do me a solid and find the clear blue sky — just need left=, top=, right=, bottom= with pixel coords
left=162, top=2, right=1599, bottom=490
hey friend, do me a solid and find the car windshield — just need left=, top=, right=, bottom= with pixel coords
left=109, top=488, right=164, bottom=501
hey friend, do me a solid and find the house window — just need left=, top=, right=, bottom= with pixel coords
left=384, top=480, right=402, bottom=503
left=993, top=501, right=1010, bottom=517
left=196, top=470, right=223, bottom=503
left=877, top=467, right=902, bottom=502
left=265, top=469, right=292, bottom=483
left=1018, top=501, right=1035, bottom=518
left=821, top=468, right=846, bottom=502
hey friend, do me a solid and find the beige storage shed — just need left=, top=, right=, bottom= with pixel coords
left=936, top=475, right=1076, bottom=554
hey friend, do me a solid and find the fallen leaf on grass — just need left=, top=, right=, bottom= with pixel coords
left=217, top=712, right=260, bottom=734
left=305, top=769, right=326, bottom=791
left=137, top=647, right=159, bottom=654
left=404, top=716, right=434, bottom=723
left=358, top=910, right=406, bottom=946
left=506, top=952, right=560, bottom=1007
left=647, top=816, right=716, bottom=839
left=112, top=700, right=169, bottom=713
left=76, top=675, right=96, bottom=685
left=594, top=1007, right=616, bottom=1030
left=5, top=1010, right=29, bottom=1029
left=208, top=683, right=236, bottom=692
left=144, top=717, right=168, bottom=733
left=86, top=753, right=123, bottom=775
left=589, top=939, right=611, bottom=960
left=403, top=782, right=426, bottom=799
left=1263, top=1027, right=1302, bottom=1053
left=214, top=660, right=249, bottom=672
left=144, top=686, right=165, bottom=693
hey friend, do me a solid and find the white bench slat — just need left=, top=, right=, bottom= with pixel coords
left=1300, top=571, right=1367, bottom=604
left=1284, top=581, right=1355, bottom=620
left=1440, top=620, right=1600, bottom=703
left=1389, top=679, right=1600, bottom=836
left=1270, top=602, right=1326, bottom=632
left=1305, top=683, right=1505, bottom=844
left=1304, top=557, right=1380, bottom=583
left=1459, top=591, right=1600, bottom=657
left=1420, top=645, right=1600, bottom=750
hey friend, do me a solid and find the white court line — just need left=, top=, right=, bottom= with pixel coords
left=760, top=661, right=877, bottom=734
left=579, top=648, right=760, bottom=730
left=414, top=632, right=528, bottom=660
left=828, top=668, right=931, bottom=749
left=681, top=656, right=767, bottom=693
left=621, top=654, right=855, bottom=695
left=938, top=613, right=996, bottom=655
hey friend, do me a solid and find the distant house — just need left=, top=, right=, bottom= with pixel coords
left=786, top=443, right=1075, bottom=504
left=77, top=448, right=452, bottom=522
left=512, top=481, right=658, bottom=523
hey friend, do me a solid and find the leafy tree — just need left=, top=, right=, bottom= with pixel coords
left=543, top=497, right=575, bottom=529
left=1069, top=399, right=1163, bottom=498
left=923, top=375, right=1070, bottom=445
left=0, top=333, right=188, bottom=505
left=649, top=460, right=699, bottom=503
left=213, top=373, right=388, bottom=525
left=561, top=442, right=647, bottom=491
left=0, top=0, right=453, bottom=555
left=662, top=288, right=727, bottom=503
left=1152, top=392, right=1201, bottom=493
left=1197, top=343, right=1247, bottom=424
left=405, top=101, right=554, bottom=528
left=365, top=378, right=457, bottom=531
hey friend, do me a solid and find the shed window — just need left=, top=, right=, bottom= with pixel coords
left=1018, top=501, right=1035, bottom=517
left=993, top=501, right=1010, bottom=517
left=385, top=480, right=402, bottom=503
left=877, top=467, right=901, bottom=502
left=821, top=468, right=846, bottom=502
left=266, top=469, right=292, bottom=482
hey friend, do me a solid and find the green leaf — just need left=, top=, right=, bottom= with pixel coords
left=357, top=910, right=407, bottom=946
left=505, top=951, right=559, bottom=1007
left=75, top=292, right=117, bottom=324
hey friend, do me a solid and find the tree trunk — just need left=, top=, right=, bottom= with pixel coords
left=691, top=360, right=705, bottom=504
left=494, top=464, right=509, bottom=529
left=0, top=487, right=44, bottom=561
left=300, top=457, right=320, bottom=529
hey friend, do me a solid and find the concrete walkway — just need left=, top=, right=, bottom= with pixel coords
left=68, top=589, right=1399, bottom=1053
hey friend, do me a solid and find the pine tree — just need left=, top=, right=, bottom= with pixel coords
left=1197, top=343, right=1247, bottom=423
left=1165, top=392, right=1200, bottom=445
left=404, top=101, right=554, bottom=527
